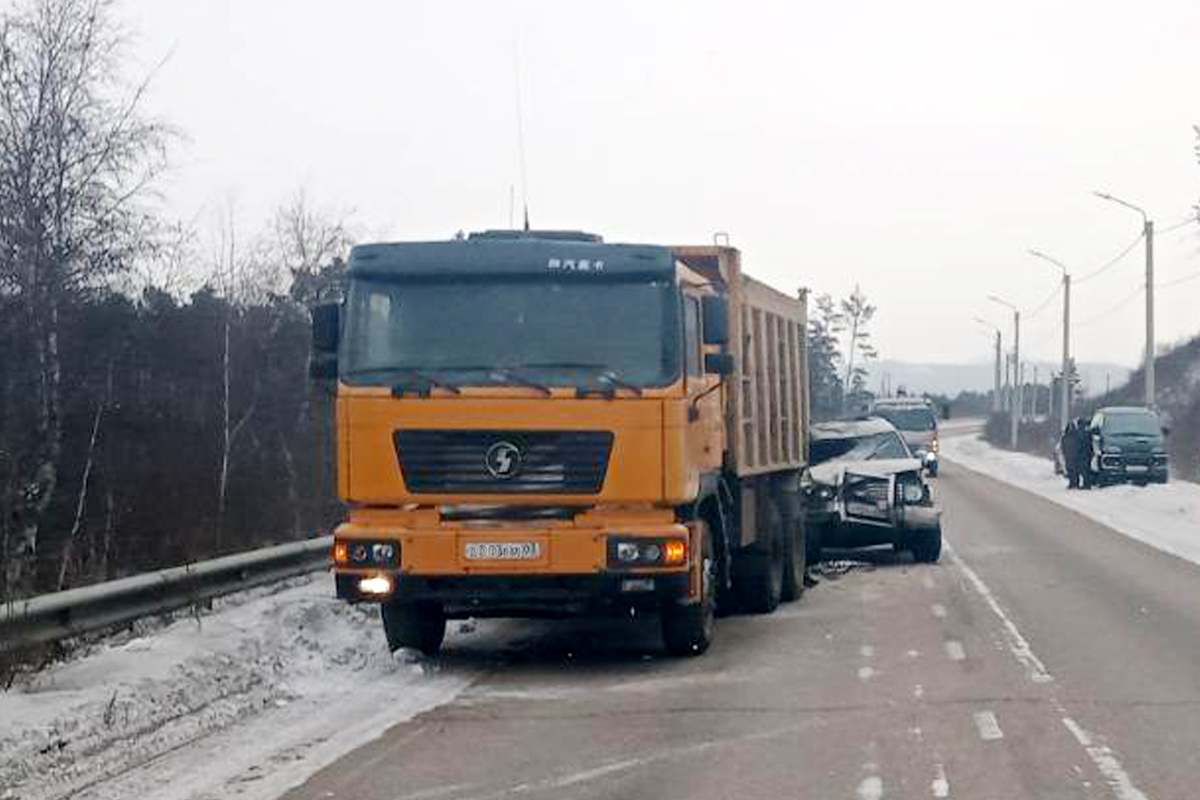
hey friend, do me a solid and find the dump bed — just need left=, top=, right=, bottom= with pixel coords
left=672, top=246, right=808, bottom=477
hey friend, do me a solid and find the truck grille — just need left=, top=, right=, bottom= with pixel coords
left=394, top=430, right=614, bottom=494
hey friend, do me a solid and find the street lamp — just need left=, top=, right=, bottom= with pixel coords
left=988, top=295, right=1020, bottom=449
left=1028, top=249, right=1071, bottom=435
left=973, top=317, right=1002, bottom=413
left=1093, top=191, right=1154, bottom=407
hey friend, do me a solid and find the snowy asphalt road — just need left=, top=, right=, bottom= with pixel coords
left=281, top=458, right=1200, bottom=800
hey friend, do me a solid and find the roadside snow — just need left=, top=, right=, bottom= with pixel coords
left=942, top=434, right=1200, bottom=567
left=0, top=573, right=478, bottom=800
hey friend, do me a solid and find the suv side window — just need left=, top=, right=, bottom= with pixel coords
left=684, top=296, right=702, bottom=377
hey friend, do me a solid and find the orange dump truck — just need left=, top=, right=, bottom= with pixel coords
left=310, top=230, right=810, bottom=656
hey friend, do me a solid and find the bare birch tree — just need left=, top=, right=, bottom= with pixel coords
left=0, top=0, right=168, bottom=595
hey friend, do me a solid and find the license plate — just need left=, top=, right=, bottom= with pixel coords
left=1126, top=465, right=1148, bottom=473
left=846, top=501, right=887, bottom=518
left=464, top=541, right=542, bottom=560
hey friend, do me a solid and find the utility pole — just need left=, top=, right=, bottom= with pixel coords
left=1029, top=249, right=1071, bottom=434
left=1093, top=191, right=1154, bottom=407
left=1145, top=218, right=1155, bottom=406
left=990, top=296, right=1021, bottom=449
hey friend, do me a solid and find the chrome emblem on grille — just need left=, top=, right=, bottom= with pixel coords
left=485, top=441, right=523, bottom=479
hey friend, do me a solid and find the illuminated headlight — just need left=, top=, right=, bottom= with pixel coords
left=808, top=485, right=835, bottom=501
left=358, top=574, right=394, bottom=596
left=334, top=538, right=399, bottom=567
left=609, top=537, right=687, bottom=567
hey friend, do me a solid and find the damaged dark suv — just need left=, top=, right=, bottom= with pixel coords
left=805, top=417, right=943, bottom=563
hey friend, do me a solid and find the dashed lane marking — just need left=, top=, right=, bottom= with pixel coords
left=931, top=603, right=947, bottom=619
left=931, top=762, right=950, bottom=798
left=944, top=640, right=966, bottom=661
left=973, top=710, right=1004, bottom=741
left=945, top=542, right=1053, bottom=684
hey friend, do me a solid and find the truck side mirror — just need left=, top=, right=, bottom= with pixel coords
left=704, top=352, right=735, bottom=376
left=701, top=295, right=729, bottom=345
left=312, top=303, right=340, bottom=353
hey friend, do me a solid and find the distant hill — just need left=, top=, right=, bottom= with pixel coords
left=866, top=359, right=1132, bottom=398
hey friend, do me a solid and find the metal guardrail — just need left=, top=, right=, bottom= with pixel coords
left=0, top=536, right=332, bottom=652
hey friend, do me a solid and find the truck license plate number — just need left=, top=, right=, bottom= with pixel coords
left=464, top=542, right=541, bottom=560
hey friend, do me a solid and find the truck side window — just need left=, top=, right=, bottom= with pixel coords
left=684, top=296, right=702, bottom=377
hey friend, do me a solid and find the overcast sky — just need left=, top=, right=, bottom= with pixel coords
left=124, top=0, right=1199, bottom=367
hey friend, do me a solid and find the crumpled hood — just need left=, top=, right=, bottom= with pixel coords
left=810, top=457, right=923, bottom=485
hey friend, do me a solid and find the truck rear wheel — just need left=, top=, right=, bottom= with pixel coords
left=735, top=503, right=784, bottom=614
left=381, top=600, right=446, bottom=656
left=662, top=520, right=716, bottom=656
left=780, top=517, right=807, bottom=602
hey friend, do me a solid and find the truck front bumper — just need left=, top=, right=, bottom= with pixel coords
left=332, top=518, right=697, bottom=617
left=335, top=571, right=690, bottom=618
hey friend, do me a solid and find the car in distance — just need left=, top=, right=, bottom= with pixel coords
left=1088, top=406, right=1169, bottom=486
left=870, top=398, right=940, bottom=476
left=805, top=417, right=943, bottom=563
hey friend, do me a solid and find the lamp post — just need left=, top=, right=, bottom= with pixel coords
left=988, top=295, right=1020, bottom=449
left=1093, top=191, right=1154, bottom=407
left=974, top=317, right=1002, bottom=413
left=1029, top=249, right=1071, bottom=435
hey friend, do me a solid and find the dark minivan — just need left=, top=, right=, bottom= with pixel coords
left=1089, top=406, right=1169, bottom=486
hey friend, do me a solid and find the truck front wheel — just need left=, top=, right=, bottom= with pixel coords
left=381, top=600, right=446, bottom=656
left=662, top=520, right=716, bottom=656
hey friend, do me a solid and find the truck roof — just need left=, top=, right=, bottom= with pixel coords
left=348, top=233, right=675, bottom=280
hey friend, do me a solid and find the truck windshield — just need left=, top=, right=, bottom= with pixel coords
left=1103, top=412, right=1161, bottom=437
left=341, top=276, right=680, bottom=387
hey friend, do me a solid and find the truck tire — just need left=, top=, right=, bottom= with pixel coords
left=780, top=517, right=807, bottom=602
left=909, top=522, right=942, bottom=564
left=381, top=600, right=446, bottom=656
left=662, top=520, right=716, bottom=656
left=735, top=503, right=784, bottom=614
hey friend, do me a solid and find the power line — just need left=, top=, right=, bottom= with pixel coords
left=1074, top=230, right=1145, bottom=285
left=1157, top=217, right=1197, bottom=234
left=1074, top=285, right=1144, bottom=327
left=1156, top=269, right=1200, bottom=289
left=1024, top=282, right=1062, bottom=319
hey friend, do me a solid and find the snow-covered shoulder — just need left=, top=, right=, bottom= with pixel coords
left=941, top=434, right=1200, bottom=568
left=0, top=573, right=476, bottom=800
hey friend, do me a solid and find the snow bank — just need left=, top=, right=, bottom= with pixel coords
left=942, top=434, right=1200, bottom=567
left=0, top=573, right=476, bottom=800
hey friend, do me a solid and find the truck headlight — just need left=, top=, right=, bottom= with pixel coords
left=334, top=538, right=399, bottom=567
left=609, top=537, right=687, bottom=567
left=902, top=483, right=925, bottom=504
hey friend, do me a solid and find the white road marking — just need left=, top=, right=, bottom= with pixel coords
left=931, top=603, right=947, bottom=619
left=973, top=710, right=1004, bottom=741
left=913, top=684, right=925, bottom=699
left=947, top=540, right=1154, bottom=800
left=945, top=542, right=1053, bottom=683
left=1061, top=717, right=1151, bottom=800
left=858, top=666, right=876, bottom=682
left=944, top=640, right=966, bottom=661
left=857, top=775, right=884, bottom=800
left=931, top=763, right=950, bottom=798
left=860, top=644, right=876, bottom=658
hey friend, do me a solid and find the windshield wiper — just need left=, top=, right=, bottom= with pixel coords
left=491, top=367, right=552, bottom=397
left=351, top=367, right=461, bottom=396
left=515, top=362, right=645, bottom=397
